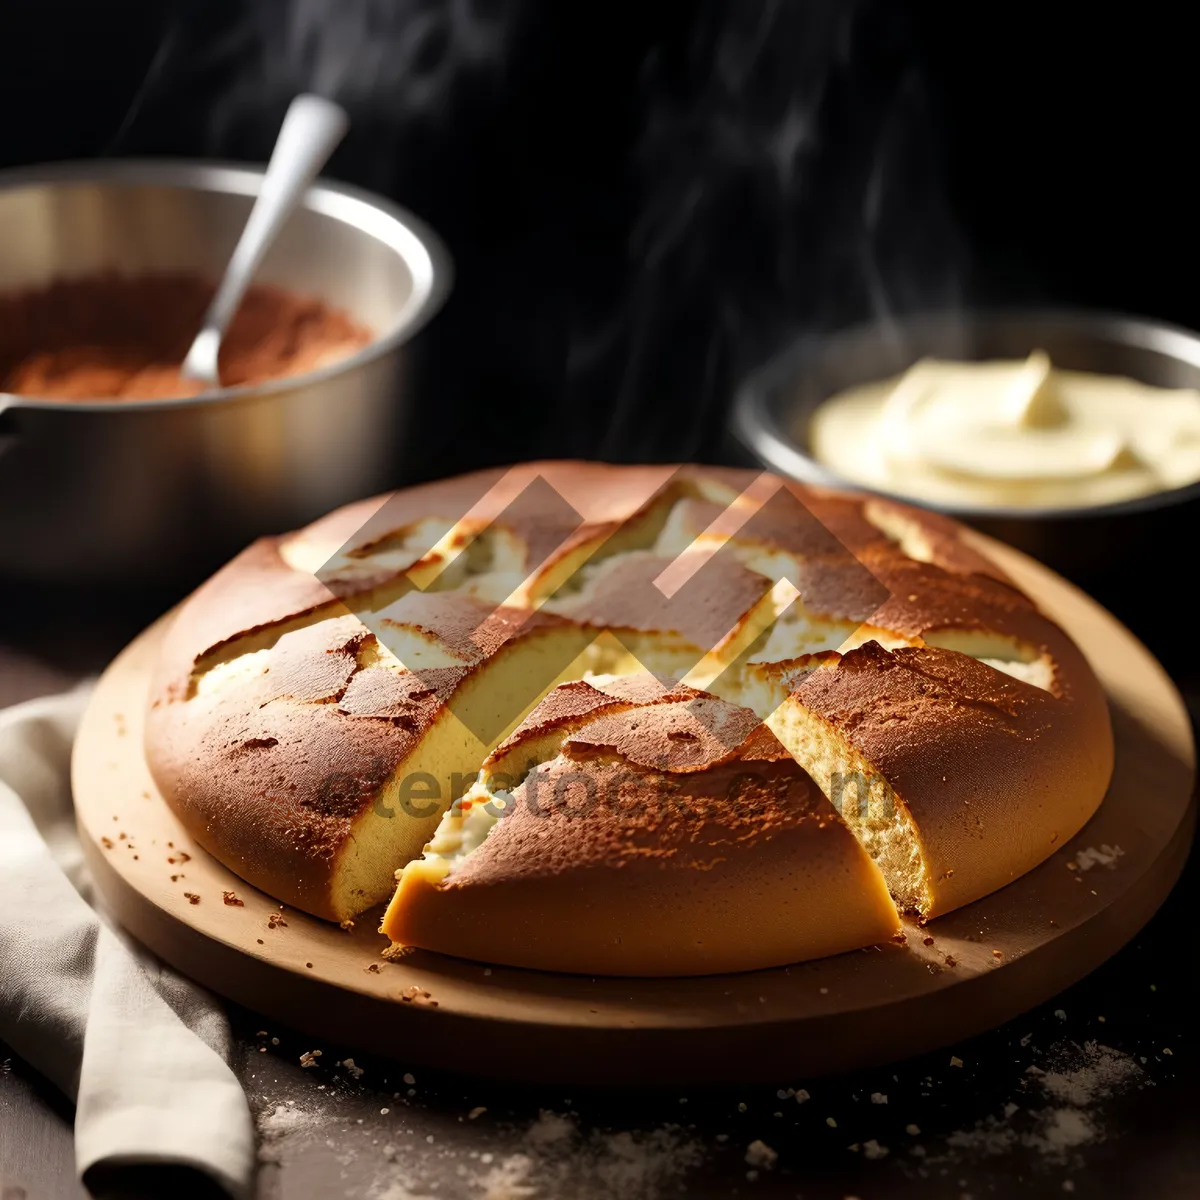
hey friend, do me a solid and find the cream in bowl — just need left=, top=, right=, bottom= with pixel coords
left=808, top=350, right=1200, bottom=509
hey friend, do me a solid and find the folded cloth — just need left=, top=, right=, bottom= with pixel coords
left=0, top=688, right=254, bottom=1199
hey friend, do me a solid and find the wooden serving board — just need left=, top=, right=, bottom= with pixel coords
left=72, top=538, right=1196, bottom=1086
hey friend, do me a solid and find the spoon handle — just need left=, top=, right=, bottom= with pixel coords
left=182, top=95, right=350, bottom=383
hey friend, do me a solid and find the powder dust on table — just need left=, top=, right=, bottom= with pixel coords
left=249, top=1065, right=706, bottom=1200
left=923, top=1040, right=1148, bottom=1169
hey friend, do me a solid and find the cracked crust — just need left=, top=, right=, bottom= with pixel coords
left=146, top=603, right=586, bottom=920
left=146, top=460, right=1113, bottom=945
left=776, top=641, right=1113, bottom=915
left=382, top=695, right=902, bottom=975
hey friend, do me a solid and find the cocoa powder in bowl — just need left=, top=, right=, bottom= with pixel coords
left=0, top=272, right=373, bottom=401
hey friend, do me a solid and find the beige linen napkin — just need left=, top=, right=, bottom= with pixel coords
left=0, top=688, right=254, bottom=1198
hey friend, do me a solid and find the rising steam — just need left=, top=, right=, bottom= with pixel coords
left=115, top=0, right=968, bottom=469
left=577, top=0, right=968, bottom=460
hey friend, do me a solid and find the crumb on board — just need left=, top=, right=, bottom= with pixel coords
left=745, top=1139, right=778, bottom=1169
left=400, top=986, right=438, bottom=1007
left=223, top=891, right=245, bottom=907
left=184, top=893, right=201, bottom=905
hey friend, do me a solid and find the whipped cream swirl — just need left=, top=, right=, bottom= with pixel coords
left=810, top=350, right=1200, bottom=509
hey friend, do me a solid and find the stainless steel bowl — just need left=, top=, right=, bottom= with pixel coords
left=734, top=309, right=1200, bottom=577
left=0, top=160, right=450, bottom=585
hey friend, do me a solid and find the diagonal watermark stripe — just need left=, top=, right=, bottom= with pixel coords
left=317, top=467, right=894, bottom=749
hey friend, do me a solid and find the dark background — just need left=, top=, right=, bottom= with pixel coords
left=3, top=1, right=1194, bottom=474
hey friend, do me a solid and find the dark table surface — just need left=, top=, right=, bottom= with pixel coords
left=1, top=577, right=1197, bottom=1200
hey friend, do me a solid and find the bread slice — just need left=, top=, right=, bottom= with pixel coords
left=765, top=640, right=1113, bottom=917
left=381, top=685, right=901, bottom=975
left=147, top=602, right=593, bottom=922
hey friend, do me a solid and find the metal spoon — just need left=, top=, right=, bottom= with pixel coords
left=180, top=94, right=350, bottom=388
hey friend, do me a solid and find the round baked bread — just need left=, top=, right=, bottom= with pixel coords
left=145, top=461, right=1114, bottom=973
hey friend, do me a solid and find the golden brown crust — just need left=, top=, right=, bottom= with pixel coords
left=146, top=459, right=1114, bottom=947
left=146, top=600, right=577, bottom=919
left=561, top=552, right=772, bottom=650
left=382, top=694, right=901, bottom=975
left=154, top=538, right=335, bottom=701
left=561, top=695, right=762, bottom=775
left=146, top=618, right=448, bottom=919
left=375, top=591, right=572, bottom=665
left=484, top=676, right=702, bottom=769
left=856, top=495, right=1017, bottom=583
left=156, top=461, right=699, bottom=692
left=785, top=640, right=1113, bottom=914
